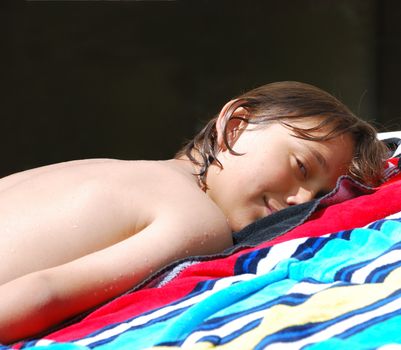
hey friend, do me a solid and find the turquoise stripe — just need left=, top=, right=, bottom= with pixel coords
left=75, top=220, right=401, bottom=348
left=305, top=314, right=401, bottom=350
left=290, top=221, right=401, bottom=283
left=153, top=269, right=290, bottom=345
left=84, top=274, right=294, bottom=348
left=23, top=219, right=401, bottom=349
left=93, top=321, right=172, bottom=350
left=211, top=279, right=297, bottom=318
left=94, top=267, right=300, bottom=347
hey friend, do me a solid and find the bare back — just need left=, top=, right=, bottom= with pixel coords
left=0, top=159, right=232, bottom=285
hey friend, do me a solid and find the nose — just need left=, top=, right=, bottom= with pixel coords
left=285, top=187, right=314, bottom=206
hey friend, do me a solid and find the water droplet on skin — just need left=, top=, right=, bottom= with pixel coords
left=72, top=224, right=79, bottom=229
left=185, top=250, right=189, bottom=254
left=200, top=241, right=204, bottom=245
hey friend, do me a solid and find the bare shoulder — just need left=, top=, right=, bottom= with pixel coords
left=62, top=158, right=234, bottom=254
left=0, top=157, right=232, bottom=243
left=0, top=159, right=232, bottom=283
left=146, top=160, right=233, bottom=255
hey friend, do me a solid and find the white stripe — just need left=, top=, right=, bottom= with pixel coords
left=182, top=280, right=341, bottom=347
left=181, top=309, right=266, bottom=347
left=287, top=280, right=340, bottom=296
left=266, top=290, right=401, bottom=349
left=377, top=344, right=401, bottom=350
left=75, top=273, right=256, bottom=346
left=384, top=211, right=401, bottom=221
left=182, top=213, right=401, bottom=349
left=360, top=212, right=401, bottom=230
left=378, top=131, right=401, bottom=157
left=256, top=238, right=307, bottom=276
left=69, top=212, right=401, bottom=346
left=351, top=249, right=401, bottom=284
left=35, top=339, right=55, bottom=346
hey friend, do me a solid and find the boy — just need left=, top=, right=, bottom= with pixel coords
left=0, top=81, right=387, bottom=343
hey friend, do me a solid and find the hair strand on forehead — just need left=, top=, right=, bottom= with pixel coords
left=176, top=81, right=389, bottom=189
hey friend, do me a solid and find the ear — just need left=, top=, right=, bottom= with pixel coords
left=216, top=99, right=249, bottom=151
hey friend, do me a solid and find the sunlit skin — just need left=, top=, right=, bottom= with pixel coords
left=206, top=120, right=354, bottom=231
left=0, top=102, right=354, bottom=343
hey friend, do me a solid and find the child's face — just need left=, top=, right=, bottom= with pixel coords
left=206, top=120, right=354, bottom=232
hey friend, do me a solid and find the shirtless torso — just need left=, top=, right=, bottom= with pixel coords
left=0, top=159, right=232, bottom=342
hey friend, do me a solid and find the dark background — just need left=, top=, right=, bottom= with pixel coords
left=1, top=0, right=401, bottom=178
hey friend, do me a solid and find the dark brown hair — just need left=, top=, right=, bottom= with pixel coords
left=176, top=81, right=388, bottom=189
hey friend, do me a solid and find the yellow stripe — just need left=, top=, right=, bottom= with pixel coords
left=148, top=266, right=401, bottom=349
left=215, top=266, right=401, bottom=349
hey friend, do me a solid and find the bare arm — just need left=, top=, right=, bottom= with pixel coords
left=0, top=212, right=231, bottom=344
left=0, top=160, right=148, bottom=283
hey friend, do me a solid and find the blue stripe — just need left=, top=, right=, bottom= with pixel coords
left=368, top=219, right=386, bottom=231
left=248, top=249, right=271, bottom=274
left=337, top=307, right=401, bottom=339
left=76, top=280, right=217, bottom=346
left=255, top=287, right=401, bottom=348
left=192, top=293, right=310, bottom=333
left=336, top=241, right=401, bottom=283
left=242, top=250, right=263, bottom=274
left=86, top=307, right=187, bottom=348
left=294, top=232, right=351, bottom=262
left=367, top=259, right=401, bottom=283
left=193, top=278, right=216, bottom=293
left=293, top=239, right=319, bottom=261
left=335, top=257, right=376, bottom=282
left=336, top=230, right=352, bottom=240
left=196, top=318, right=262, bottom=346
left=234, top=248, right=270, bottom=275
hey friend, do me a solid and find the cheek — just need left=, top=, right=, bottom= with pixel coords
left=233, top=167, right=255, bottom=188
left=220, top=146, right=292, bottom=190
left=249, top=161, right=293, bottom=193
left=263, top=169, right=293, bottom=192
left=259, top=154, right=292, bottom=180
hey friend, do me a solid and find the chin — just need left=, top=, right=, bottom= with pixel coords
left=228, top=217, right=253, bottom=233
left=227, top=219, right=242, bottom=233
left=227, top=208, right=264, bottom=232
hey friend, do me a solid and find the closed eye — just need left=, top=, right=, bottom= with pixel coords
left=296, top=158, right=307, bottom=179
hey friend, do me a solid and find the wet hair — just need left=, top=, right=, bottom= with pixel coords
left=176, top=81, right=388, bottom=189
